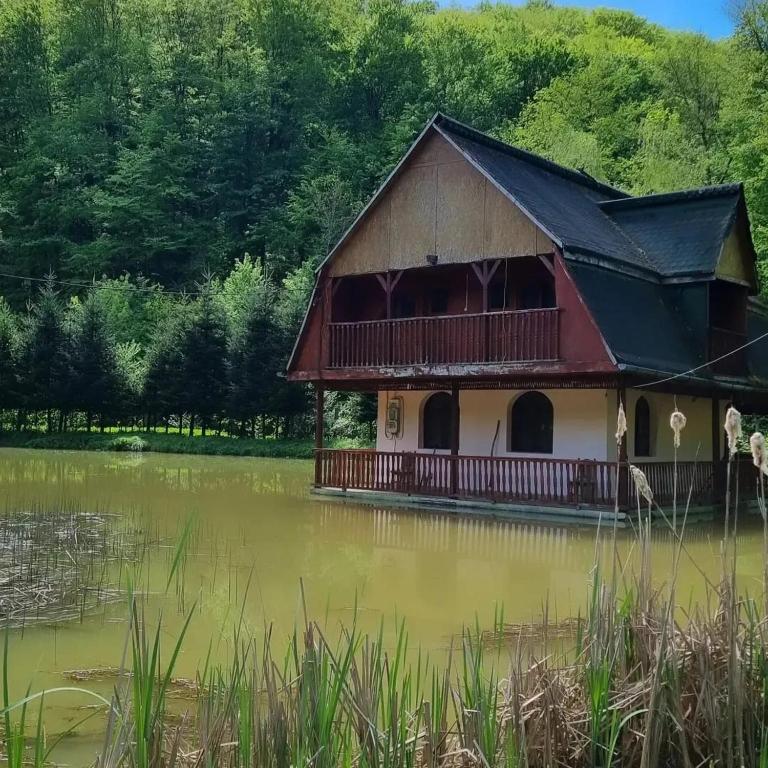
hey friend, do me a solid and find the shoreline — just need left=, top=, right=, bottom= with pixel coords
left=0, top=431, right=364, bottom=459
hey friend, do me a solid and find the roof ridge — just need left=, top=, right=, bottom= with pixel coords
left=600, top=183, right=742, bottom=211
left=434, top=113, right=628, bottom=199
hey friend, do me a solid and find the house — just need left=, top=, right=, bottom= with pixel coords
left=287, top=113, right=768, bottom=520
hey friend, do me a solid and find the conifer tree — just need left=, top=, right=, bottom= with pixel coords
left=180, top=283, right=228, bottom=435
left=69, top=294, right=120, bottom=431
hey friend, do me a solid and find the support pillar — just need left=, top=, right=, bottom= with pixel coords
left=711, top=395, right=722, bottom=505
left=314, top=383, right=325, bottom=486
left=617, top=386, right=628, bottom=509
left=450, top=382, right=460, bottom=496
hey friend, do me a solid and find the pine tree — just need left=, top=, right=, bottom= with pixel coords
left=20, top=278, right=70, bottom=432
left=69, top=294, right=120, bottom=431
left=0, top=298, right=20, bottom=427
left=227, top=296, right=285, bottom=437
left=180, top=284, right=228, bottom=435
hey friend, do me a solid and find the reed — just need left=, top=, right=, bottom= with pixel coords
left=6, top=408, right=768, bottom=766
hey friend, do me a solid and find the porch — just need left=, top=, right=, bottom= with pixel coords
left=314, top=449, right=751, bottom=513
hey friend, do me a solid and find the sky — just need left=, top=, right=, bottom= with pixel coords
left=440, top=1, right=735, bottom=38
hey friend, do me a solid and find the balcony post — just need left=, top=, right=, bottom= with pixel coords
left=450, top=382, right=460, bottom=495
left=314, top=383, right=325, bottom=486
left=617, top=386, right=628, bottom=509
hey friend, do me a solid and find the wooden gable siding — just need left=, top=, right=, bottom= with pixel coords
left=554, top=252, right=614, bottom=367
left=717, top=208, right=757, bottom=290
left=329, top=130, right=553, bottom=277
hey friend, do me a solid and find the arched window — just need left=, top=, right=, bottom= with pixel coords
left=508, top=392, right=553, bottom=454
left=421, top=392, right=453, bottom=450
left=634, top=397, right=651, bottom=457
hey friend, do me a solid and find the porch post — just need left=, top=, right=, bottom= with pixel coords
left=314, top=383, right=325, bottom=486
left=450, top=382, right=460, bottom=496
left=617, top=386, right=628, bottom=509
left=711, top=395, right=721, bottom=504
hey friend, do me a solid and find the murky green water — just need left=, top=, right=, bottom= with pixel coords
left=0, top=447, right=764, bottom=763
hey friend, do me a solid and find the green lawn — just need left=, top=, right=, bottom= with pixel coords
left=0, top=430, right=367, bottom=458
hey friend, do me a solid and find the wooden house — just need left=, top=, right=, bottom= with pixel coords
left=287, top=114, right=768, bottom=518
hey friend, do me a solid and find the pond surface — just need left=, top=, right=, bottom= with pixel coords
left=0, top=447, right=764, bottom=763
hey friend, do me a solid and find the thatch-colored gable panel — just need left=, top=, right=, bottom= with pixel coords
left=717, top=212, right=756, bottom=288
left=328, top=131, right=551, bottom=277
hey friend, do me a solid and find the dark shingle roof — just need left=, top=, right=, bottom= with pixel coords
left=566, top=261, right=709, bottom=375
left=435, top=115, right=750, bottom=281
left=599, top=186, right=741, bottom=277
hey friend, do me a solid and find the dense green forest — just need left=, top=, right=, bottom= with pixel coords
left=1, top=0, right=768, bottom=437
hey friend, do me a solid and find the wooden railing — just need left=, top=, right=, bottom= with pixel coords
left=710, top=326, right=747, bottom=375
left=315, top=450, right=724, bottom=509
left=328, top=308, right=559, bottom=368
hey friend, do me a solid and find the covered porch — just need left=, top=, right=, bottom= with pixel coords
left=314, top=448, right=747, bottom=512
left=311, top=380, right=760, bottom=519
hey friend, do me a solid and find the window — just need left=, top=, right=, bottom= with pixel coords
left=421, top=392, right=453, bottom=450
left=508, top=392, right=553, bottom=454
left=634, top=397, right=651, bottom=457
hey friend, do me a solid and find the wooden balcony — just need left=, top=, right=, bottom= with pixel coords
left=328, top=308, right=558, bottom=369
left=710, top=326, right=747, bottom=376
left=315, top=449, right=724, bottom=509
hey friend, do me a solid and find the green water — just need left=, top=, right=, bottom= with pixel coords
left=0, top=447, right=763, bottom=763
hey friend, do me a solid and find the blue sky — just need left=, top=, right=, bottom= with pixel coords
left=439, top=1, right=734, bottom=38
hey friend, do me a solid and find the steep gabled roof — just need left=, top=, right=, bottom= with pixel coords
left=433, top=115, right=756, bottom=284
left=318, top=113, right=755, bottom=286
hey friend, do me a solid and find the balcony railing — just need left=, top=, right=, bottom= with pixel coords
left=314, top=449, right=726, bottom=509
left=328, top=308, right=559, bottom=368
left=710, top=326, right=747, bottom=375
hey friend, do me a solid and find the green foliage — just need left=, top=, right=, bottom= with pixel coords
left=3, top=0, right=768, bottom=441
left=2, top=0, right=768, bottom=299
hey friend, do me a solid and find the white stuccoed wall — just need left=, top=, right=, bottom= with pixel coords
left=618, top=390, right=723, bottom=462
left=376, top=389, right=612, bottom=460
left=376, top=388, right=723, bottom=462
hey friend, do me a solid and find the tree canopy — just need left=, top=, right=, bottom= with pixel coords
left=2, top=0, right=768, bottom=436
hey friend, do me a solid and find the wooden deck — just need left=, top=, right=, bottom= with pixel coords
left=315, top=449, right=754, bottom=510
left=328, top=308, right=559, bottom=368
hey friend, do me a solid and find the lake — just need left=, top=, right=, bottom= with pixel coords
left=1, top=447, right=764, bottom=763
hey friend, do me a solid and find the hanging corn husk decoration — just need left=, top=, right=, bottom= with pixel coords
left=670, top=409, right=686, bottom=448
left=616, top=400, right=627, bottom=446
left=725, top=406, right=743, bottom=456
left=630, top=464, right=653, bottom=504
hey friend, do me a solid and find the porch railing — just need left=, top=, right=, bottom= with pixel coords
left=315, top=449, right=731, bottom=509
left=328, top=308, right=559, bottom=368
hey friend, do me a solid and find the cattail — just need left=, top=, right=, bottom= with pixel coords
left=616, top=400, right=627, bottom=445
left=751, top=432, right=766, bottom=469
left=670, top=410, right=686, bottom=448
left=724, top=406, right=743, bottom=456
left=630, top=464, right=653, bottom=504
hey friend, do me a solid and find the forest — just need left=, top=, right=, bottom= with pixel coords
left=1, top=0, right=768, bottom=438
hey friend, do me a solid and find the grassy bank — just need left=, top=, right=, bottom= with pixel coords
left=0, top=430, right=366, bottom=458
